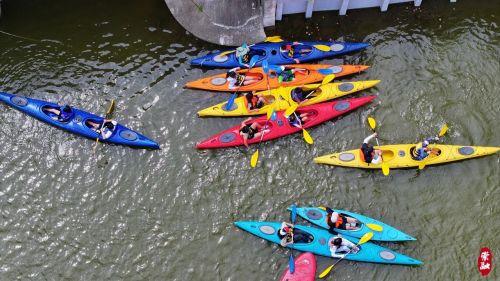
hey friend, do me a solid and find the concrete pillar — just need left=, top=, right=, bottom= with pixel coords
left=305, top=0, right=314, bottom=18
left=276, top=0, right=283, bottom=21
left=414, top=0, right=422, bottom=6
left=380, top=0, right=390, bottom=11
left=263, top=0, right=276, bottom=26
left=339, top=0, right=350, bottom=15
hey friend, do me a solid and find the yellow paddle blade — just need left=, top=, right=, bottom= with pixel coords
left=266, top=107, right=273, bottom=120
left=358, top=232, right=373, bottom=245
left=106, top=99, right=116, bottom=115
left=318, top=206, right=326, bottom=210
left=265, top=36, right=283, bottom=42
left=322, top=74, right=336, bottom=85
left=366, top=223, right=383, bottom=232
left=318, top=264, right=334, bottom=279
left=438, top=124, right=448, bottom=137
left=418, top=162, right=425, bottom=170
left=250, top=150, right=259, bottom=168
left=218, top=49, right=235, bottom=57
left=302, top=129, right=313, bottom=145
left=314, top=44, right=331, bottom=52
left=367, top=117, right=376, bottom=130
left=382, top=163, right=390, bottom=176
left=284, top=104, right=298, bottom=117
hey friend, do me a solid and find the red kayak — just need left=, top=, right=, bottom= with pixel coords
left=279, top=252, right=316, bottom=281
left=196, top=95, right=376, bottom=149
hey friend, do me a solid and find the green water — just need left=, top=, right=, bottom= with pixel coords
left=0, top=0, right=498, bottom=280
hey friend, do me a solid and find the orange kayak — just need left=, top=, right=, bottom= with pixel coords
left=185, top=64, right=369, bottom=92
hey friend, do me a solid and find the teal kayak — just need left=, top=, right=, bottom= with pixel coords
left=289, top=207, right=416, bottom=242
left=234, top=221, right=422, bottom=266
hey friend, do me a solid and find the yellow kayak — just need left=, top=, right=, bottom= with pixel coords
left=314, top=144, right=500, bottom=169
left=197, top=80, right=380, bottom=117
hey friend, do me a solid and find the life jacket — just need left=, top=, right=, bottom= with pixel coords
left=236, top=74, right=245, bottom=85
left=360, top=144, right=373, bottom=163
left=327, top=213, right=345, bottom=229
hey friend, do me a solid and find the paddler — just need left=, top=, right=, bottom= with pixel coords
left=278, top=222, right=314, bottom=247
left=328, top=234, right=360, bottom=258
left=239, top=117, right=270, bottom=148
left=277, top=66, right=307, bottom=83
left=325, top=207, right=360, bottom=232
left=412, top=136, right=440, bottom=160
left=45, top=105, right=73, bottom=122
left=360, top=133, right=383, bottom=164
left=244, top=92, right=268, bottom=112
left=290, top=87, right=312, bottom=103
left=226, top=67, right=260, bottom=90
left=235, top=43, right=251, bottom=67
left=287, top=112, right=311, bottom=128
left=88, top=119, right=117, bottom=140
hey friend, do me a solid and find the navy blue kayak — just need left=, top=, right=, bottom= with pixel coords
left=0, top=92, right=159, bottom=149
left=191, top=41, right=369, bottom=68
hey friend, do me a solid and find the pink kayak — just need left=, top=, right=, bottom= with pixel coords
left=279, top=252, right=316, bottom=281
left=196, top=95, right=376, bottom=149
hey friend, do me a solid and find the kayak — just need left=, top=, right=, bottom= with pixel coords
left=0, top=92, right=160, bottom=149
left=190, top=41, right=370, bottom=68
left=234, top=221, right=422, bottom=266
left=197, top=80, right=380, bottom=117
left=289, top=206, right=416, bottom=242
left=196, top=96, right=376, bottom=149
left=279, top=252, right=316, bottom=281
left=314, top=144, right=500, bottom=169
left=185, top=64, right=369, bottom=92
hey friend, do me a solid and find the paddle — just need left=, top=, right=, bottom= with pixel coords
left=367, top=117, right=390, bottom=176
left=218, top=36, right=283, bottom=57
left=292, top=112, right=313, bottom=145
left=284, top=74, right=336, bottom=118
left=314, top=44, right=331, bottom=52
left=262, top=59, right=277, bottom=122
left=319, top=232, right=374, bottom=279
left=288, top=204, right=297, bottom=274
left=318, top=206, right=383, bottom=232
left=250, top=113, right=271, bottom=168
left=225, top=56, right=259, bottom=111
left=93, top=100, right=116, bottom=153
left=418, top=124, right=448, bottom=170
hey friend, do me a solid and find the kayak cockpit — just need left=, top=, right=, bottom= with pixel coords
left=41, top=105, right=74, bottom=123
left=409, top=146, right=442, bottom=161
left=279, top=44, right=313, bottom=59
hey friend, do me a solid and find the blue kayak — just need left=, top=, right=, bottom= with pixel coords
left=234, top=221, right=422, bottom=266
left=191, top=41, right=369, bottom=68
left=0, top=92, right=159, bottom=149
left=289, top=207, right=416, bottom=242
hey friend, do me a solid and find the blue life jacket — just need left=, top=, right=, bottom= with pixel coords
left=59, top=107, right=73, bottom=122
left=415, top=147, right=428, bottom=160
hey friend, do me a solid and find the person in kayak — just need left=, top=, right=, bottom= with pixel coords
left=278, top=222, right=314, bottom=247
left=44, top=105, right=73, bottom=122
left=277, top=66, right=307, bottom=83
left=226, top=67, right=260, bottom=90
left=245, top=92, right=269, bottom=112
left=280, top=42, right=311, bottom=64
left=412, top=136, right=440, bottom=160
left=87, top=119, right=118, bottom=139
left=239, top=117, right=270, bottom=148
left=325, top=207, right=360, bottom=232
left=235, top=44, right=265, bottom=67
left=287, top=112, right=311, bottom=128
left=360, top=133, right=383, bottom=164
left=329, top=235, right=360, bottom=258
left=290, top=87, right=309, bottom=103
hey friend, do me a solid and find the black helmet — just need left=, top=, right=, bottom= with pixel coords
left=333, top=238, right=342, bottom=246
left=62, top=105, right=71, bottom=113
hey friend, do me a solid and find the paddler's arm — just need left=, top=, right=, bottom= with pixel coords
left=363, top=133, right=377, bottom=144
